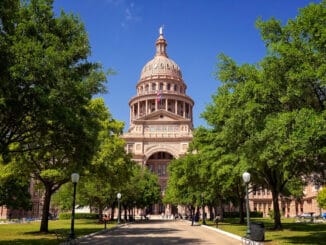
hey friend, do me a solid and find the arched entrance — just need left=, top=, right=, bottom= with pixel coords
left=145, top=151, right=174, bottom=215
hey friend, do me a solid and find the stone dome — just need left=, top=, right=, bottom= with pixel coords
left=139, top=31, right=183, bottom=81
left=140, top=56, right=182, bottom=80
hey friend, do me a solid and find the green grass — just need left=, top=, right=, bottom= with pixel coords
left=0, top=219, right=115, bottom=245
left=205, top=217, right=326, bottom=245
left=1, top=218, right=325, bottom=244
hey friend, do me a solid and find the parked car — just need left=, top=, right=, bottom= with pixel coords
left=322, top=213, right=326, bottom=219
left=299, top=213, right=313, bottom=218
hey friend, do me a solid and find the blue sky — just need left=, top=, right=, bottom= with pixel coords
left=53, top=0, right=319, bottom=129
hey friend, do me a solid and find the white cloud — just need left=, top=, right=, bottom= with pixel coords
left=124, top=2, right=141, bottom=22
left=105, top=0, right=141, bottom=28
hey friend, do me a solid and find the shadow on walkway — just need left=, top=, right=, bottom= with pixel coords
left=79, top=220, right=208, bottom=245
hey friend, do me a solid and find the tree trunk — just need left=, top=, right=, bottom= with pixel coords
left=219, top=198, right=224, bottom=221
left=271, top=188, right=283, bottom=230
left=98, top=203, right=103, bottom=222
left=209, top=205, right=214, bottom=221
left=123, top=205, right=127, bottom=221
left=40, top=185, right=52, bottom=232
left=214, top=206, right=218, bottom=217
left=239, top=196, right=245, bottom=224
left=110, top=206, right=114, bottom=220
left=191, top=206, right=195, bottom=226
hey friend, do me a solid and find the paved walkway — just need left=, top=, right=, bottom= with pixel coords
left=79, top=219, right=241, bottom=245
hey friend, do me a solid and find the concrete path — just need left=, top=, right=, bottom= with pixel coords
left=79, top=219, right=241, bottom=245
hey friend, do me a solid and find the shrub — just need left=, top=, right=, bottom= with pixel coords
left=59, top=213, right=99, bottom=220
left=223, top=211, right=263, bottom=218
left=268, top=209, right=283, bottom=219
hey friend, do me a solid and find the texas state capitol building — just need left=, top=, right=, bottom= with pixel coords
left=122, top=28, right=194, bottom=215
left=122, top=28, right=324, bottom=218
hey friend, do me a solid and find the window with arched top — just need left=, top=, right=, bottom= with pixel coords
left=159, top=83, right=163, bottom=90
left=167, top=83, right=170, bottom=90
left=152, top=83, right=156, bottom=91
left=174, top=84, right=177, bottom=91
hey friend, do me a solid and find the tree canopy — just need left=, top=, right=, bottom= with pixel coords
left=166, top=0, right=326, bottom=230
left=0, top=0, right=108, bottom=232
left=317, top=188, right=326, bottom=210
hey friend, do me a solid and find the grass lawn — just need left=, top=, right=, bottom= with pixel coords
left=206, top=217, right=326, bottom=245
left=0, top=219, right=114, bottom=245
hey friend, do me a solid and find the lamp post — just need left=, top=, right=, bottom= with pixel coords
left=201, top=193, right=206, bottom=225
left=242, top=171, right=251, bottom=238
left=117, top=193, right=121, bottom=224
left=70, top=173, right=80, bottom=239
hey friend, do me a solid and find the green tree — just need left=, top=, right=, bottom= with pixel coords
left=0, top=0, right=107, bottom=232
left=0, top=173, right=32, bottom=211
left=0, top=0, right=106, bottom=162
left=191, top=125, right=248, bottom=224
left=200, top=0, right=326, bottom=230
left=129, top=165, right=161, bottom=211
left=317, top=188, right=326, bottom=210
left=164, top=154, right=205, bottom=224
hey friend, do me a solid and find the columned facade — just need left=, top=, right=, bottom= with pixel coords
left=122, top=28, right=194, bottom=215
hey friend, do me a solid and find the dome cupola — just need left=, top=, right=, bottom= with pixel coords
left=140, top=27, right=183, bottom=81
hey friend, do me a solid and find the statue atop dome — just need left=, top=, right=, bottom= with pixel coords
left=159, top=25, right=164, bottom=35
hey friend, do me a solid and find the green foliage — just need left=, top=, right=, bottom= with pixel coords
left=0, top=0, right=106, bottom=163
left=282, top=177, right=305, bottom=200
left=74, top=99, right=133, bottom=215
left=113, top=164, right=161, bottom=212
left=193, top=0, right=326, bottom=230
left=268, top=209, right=283, bottom=220
left=58, top=213, right=98, bottom=220
left=0, top=175, right=32, bottom=210
left=51, top=182, right=74, bottom=211
left=223, top=211, right=263, bottom=218
left=164, top=154, right=205, bottom=207
left=317, top=187, right=326, bottom=209
left=0, top=0, right=110, bottom=232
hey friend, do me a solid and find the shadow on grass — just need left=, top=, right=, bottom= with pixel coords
left=0, top=227, right=105, bottom=245
left=0, top=238, right=57, bottom=245
left=274, top=222, right=326, bottom=244
left=205, top=218, right=326, bottom=244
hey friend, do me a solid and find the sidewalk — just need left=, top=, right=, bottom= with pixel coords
left=77, top=219, right=242, bottom=244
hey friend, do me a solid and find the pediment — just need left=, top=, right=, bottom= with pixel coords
left=135, top=110, right=188, bottom=122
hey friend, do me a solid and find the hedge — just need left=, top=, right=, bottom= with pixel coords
left=58, top=213, right=99, bottom=220
left=223, top=211, right=263, bottom=218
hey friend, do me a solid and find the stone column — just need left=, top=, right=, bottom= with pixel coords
left=183, top=101, right=185, bottom=118
left=174, top=100, right=177, bottom=114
